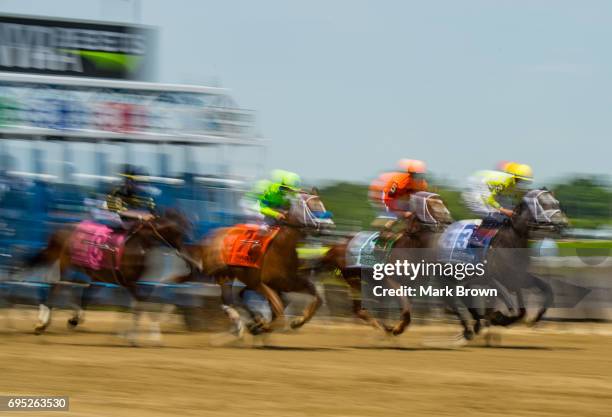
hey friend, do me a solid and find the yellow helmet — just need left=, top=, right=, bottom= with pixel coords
left=504, top=162, right=533, bottom=181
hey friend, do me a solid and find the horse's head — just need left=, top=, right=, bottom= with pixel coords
left=407, top=191, right=454, bottom=232
left=151, top=208, right=193, bottom=249
left=285, top=191, right=334, bottom=231
left=514, top=189, right=568, bottom=237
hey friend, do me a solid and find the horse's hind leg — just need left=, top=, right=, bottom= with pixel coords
left=345, top=275, right=386, bottom=332
left=385, top=278, right=411, bottom=336
left=35, top=303, right=52, bottom=335
left=290, top=278, right=322, bottom=330
left=255, top=283, right=285, bottom=332
left=216, top=277, right=245, bottom=337
left=34, top=280, right=60, bottom=335
left=125, top=301, right=142, bottom=346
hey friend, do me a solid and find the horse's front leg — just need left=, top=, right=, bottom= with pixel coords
left=67, top=306, right=84, bottom=330
left=67, top=283, right=90, bottom=330
left=444, top=293, right=474, bottom=341
left=486, top=276, right=525, bottom=327
left=121, top=282, right=150, bottom=346
left=527, top=274, right=553, bottom=325
left=125, top=299, right=141, bottom=346
left=290, top=277, right=322, bottom=330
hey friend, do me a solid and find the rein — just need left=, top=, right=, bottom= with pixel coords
left=145, top=220, right=202, bottom=272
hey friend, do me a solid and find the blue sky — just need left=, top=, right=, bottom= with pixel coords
left=2, top=0, right=611, bottom=185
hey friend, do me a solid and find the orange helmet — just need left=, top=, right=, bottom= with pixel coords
left=496, top=160, right=512, bottom=172
left=397, top=159, right=426, bottom=174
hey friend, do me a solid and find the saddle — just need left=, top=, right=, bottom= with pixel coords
left=469, top=214, right=507, bottom=250
left=221, top=224, right=280, bottom=268
left=71, top=221, right=127, bottom=271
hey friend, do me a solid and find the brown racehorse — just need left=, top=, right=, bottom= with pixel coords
left=175, top=192, right=334, bottom=335
left=322, top=192, right=453, bottom=335
left=23, top=209, right=192, bottom=337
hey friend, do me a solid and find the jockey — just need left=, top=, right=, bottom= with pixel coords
left=105, top=165, right=156, bottom=223
left=253, top=169, right=302, bottom=225
left=369, top=159, right=429, bottom=247
left=369, top=159, right=428, bottom=215
left=462, top=161, right=533, bottom=222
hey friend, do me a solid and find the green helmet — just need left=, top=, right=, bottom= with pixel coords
left=271, top=169, right=301, bottom=191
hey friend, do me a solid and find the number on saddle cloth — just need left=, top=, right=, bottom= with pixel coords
left=71, top=221, right=127, bottom=270
left=438, top=218, right=501, bottom=263
left=221, top=224, right=280, bottom=268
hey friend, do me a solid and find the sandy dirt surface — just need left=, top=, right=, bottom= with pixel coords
left=1, top=309, right=611, bottom=417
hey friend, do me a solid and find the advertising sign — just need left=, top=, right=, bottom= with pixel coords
left=0, top=78, right=256, bottom=142
left=0, top=14, right=156, bottom=80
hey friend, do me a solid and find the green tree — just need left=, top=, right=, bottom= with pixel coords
left=553, top=177, right=612, bottom=228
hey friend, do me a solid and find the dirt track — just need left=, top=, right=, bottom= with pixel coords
left=1, top=310, right=611, bottom=417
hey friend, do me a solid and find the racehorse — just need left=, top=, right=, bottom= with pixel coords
left=23, top=209, right=192, bottom=341
left=322, top=191, right=453, bottom=335
left=439, top=188, right=568, bottom=340
left=175, top=191, right=334, bottom=335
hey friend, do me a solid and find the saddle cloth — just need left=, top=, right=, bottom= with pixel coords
left=71, top=221, right=127, bottom=270
left=221, top=224, right=279, bottom=268
left=345, top=231, right=400, bottom=268
left=438, top=219, right=500, bottom=263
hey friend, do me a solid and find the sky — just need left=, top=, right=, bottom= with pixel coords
left=1, top=0, right=611, bottom=185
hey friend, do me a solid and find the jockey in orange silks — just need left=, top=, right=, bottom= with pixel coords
left=369, top=159, right=428, bottom=247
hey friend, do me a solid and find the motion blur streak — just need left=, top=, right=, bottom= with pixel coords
left=0, top=6, right=611, bottom=417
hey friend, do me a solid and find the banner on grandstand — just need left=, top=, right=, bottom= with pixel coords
left=0, top=80, right=255, bottom=141
left=0, top=14, right=156, bottom=80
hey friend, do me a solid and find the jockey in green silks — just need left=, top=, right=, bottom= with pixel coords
left=248, top=169, right=302, bottom=225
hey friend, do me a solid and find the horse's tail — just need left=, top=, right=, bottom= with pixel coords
left=318, top=241, right=352, bottom=276
left=23, top=227, right=72, bottom=270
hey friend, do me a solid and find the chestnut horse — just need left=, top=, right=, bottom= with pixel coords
left=176, top=192, right=334, bottom=335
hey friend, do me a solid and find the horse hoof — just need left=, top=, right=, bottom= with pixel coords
left=247, top=321, right=264, bottom=335
left=290, top=318, right=305, bottom=329
left=231, top=323, right=245, bottom=339
left=463, top=329, right=475, bottom=341
left=34, top=324, right=48, bottom=335
left=391, top=326, right=405, bottom=336
left=491, top=311, right=513, bottom=327
left=382, top=324, right=395, bottom=334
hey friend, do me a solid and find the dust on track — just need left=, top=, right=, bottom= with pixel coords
left=1, top=310, right=611, bottom=417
